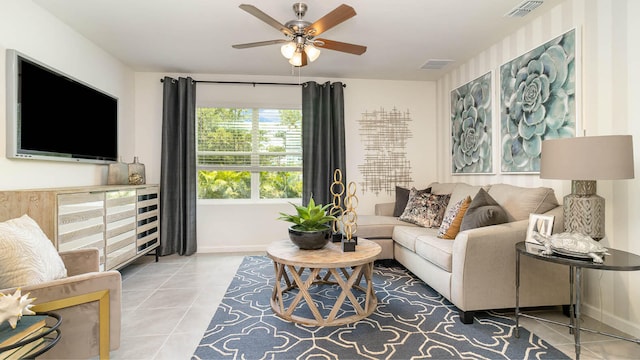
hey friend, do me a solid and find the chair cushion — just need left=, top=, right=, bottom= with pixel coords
left=0, top=215, right=67, bottom=288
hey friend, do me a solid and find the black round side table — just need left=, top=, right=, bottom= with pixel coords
left=0, top=312, right=61, bottom=359
left=514, top=241, right=640, bottom=359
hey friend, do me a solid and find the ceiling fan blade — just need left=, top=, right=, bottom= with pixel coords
left=306, top=4, right=356, bottom=37
left=315, top=38, right=367, bottom=55
left=301, top=50, right=308, bottom=67
left=232, top=39, right=288, bottom=49
left=239, top=4, right=293, bottom=36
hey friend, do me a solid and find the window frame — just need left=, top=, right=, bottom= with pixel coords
left=195, top=104, right=303, bottom=202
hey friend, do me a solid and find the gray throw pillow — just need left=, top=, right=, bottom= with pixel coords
left=459, top=188, right=508, bottom=231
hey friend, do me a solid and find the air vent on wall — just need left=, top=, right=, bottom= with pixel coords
left=505, top=0, right=543, bottom=17
left=420, top=59, right=455, bottom=70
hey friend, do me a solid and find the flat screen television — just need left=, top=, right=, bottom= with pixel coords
left=5, top=49, right=118, bottom=164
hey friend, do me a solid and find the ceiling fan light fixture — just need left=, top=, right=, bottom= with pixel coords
left=280, top=42, right=296, bottom=59
left=289, top=51, right=303, bottom=66
left=305, top=44, right=321, bottom=62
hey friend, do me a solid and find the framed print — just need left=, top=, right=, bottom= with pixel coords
left=500, top=28, right=577, bottom=173
left=450, top=71, right=493, bottom=174
left=526, top=213, right=555, bottom=244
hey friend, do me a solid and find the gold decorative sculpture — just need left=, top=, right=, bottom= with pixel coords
left=330, top=168, right=359, bottom=252
left=342, top=180, right=359, bottom=252
left=330, top=169, right=345, bottom=242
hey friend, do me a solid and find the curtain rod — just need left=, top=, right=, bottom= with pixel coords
left=159, top=79, right=346, bottom=87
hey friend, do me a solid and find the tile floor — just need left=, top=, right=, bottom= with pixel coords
left=109, top=253, right=639, bottom=360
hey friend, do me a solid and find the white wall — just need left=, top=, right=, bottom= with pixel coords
left=0, top=0, right=135, bottom=190
left=134, top=72, right=435, bottom=252
left=436, top=0, right=640, bottom=338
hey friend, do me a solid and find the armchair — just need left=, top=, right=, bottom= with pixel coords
left=0, top=248, right=121, bottom=359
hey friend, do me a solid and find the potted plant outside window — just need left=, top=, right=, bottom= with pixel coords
left=278, top=196, right=336, bottom=250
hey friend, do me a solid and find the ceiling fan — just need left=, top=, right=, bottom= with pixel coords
left=232, top=3, right=367, bottom=67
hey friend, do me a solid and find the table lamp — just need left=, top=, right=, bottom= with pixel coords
left=539, top=135, right=634, bottom=240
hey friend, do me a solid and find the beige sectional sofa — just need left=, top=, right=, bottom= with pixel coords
left=357, top=182, right=570, bottom=323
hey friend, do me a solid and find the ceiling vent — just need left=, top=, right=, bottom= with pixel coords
left=505, top=0, right=543, bottom=17
left=420, top=59, right=455, bottom=70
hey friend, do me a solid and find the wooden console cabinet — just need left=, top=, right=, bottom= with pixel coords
left=0, top=185, right=160, bottom=270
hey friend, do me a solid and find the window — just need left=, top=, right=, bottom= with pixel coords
left=196, top=107, right=302, bottom=200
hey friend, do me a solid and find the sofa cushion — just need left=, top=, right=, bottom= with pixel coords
left=428, top=182, right=459, bottom=195
left=399, top=188, right=451, bottom=228
left=415, top=235, right=454, bottom=272
left=0, top=215, right=68, bottom=288
left=488, top=184, right=559, bottom=222
left=393, top=226, right=437, bottom=252
left=355, top=215, right=417, bottom=239
left=438, top=196, right=472, bottom=239
left=393, top=186, right=431, bottom=217
left=460, top=188, right=508, bottom=231
left=443, top=183, right=487, bottom=215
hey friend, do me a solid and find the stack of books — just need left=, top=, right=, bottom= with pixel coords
left=0, top=315, right=47, bottom=359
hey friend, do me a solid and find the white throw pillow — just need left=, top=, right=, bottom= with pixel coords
left=0, top=215, right=67, bottom=289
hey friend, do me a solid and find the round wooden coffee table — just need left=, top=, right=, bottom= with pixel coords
left=266, top=238, right=381, bottom=326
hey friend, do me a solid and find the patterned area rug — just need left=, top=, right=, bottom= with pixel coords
left=193, top=256, right=568, bottom=360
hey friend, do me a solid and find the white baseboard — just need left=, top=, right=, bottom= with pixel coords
left=582, top=302, right=640, bottom=339
left=197, top=245, right=268, bottom=253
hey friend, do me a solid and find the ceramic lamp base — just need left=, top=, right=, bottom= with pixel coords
left=563, top=180, right=604, bottom=240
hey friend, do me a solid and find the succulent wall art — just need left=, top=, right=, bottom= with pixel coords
left=357, top=107, right=413, bottom=195
left=500, top=28, right=576, bottom=173
left=450, top=72, right=493, bottom=174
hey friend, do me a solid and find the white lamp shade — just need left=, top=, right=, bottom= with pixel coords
left=280, top=42, right=296, bottom=59
left=540, top=135, right=635, bottom=180
left=305, top=45, right=321, bottom=62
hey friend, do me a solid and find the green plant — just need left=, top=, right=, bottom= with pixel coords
left=278, top=196, right=337, bottom=231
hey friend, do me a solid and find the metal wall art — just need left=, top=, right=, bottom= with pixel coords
left=450, top=72, right=493, bottom=174
left=357, top=107, right=413, bottom=194
left=500, top=28, right=576, bottom=173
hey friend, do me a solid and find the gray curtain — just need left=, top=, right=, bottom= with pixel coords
left=301, top=81, right=346, bottom=206
left=159, top=76, right=197, bottom=256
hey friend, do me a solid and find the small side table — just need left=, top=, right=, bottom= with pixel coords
left=514, top=241, right=640, bottom=359
left=0, top=312, right=61, bottom=359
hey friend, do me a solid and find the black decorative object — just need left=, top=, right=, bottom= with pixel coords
left=287, top=226, right=331, bottom=250
left=278, top=196, right=336, bottom=250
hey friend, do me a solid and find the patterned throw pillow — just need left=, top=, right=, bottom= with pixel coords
left=393, top=186, right=431, bottom=217
left=399, top=188, right=451, bottom=228
left=0, top=215, right=68, bottom=289
left=438, top=196, right=472, bottom=239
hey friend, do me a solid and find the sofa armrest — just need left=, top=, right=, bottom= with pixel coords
left=375, top=202, right=395, bottom=216
left=450, top=206, right=568, bottom=311
left=60, top=247, right=101, bottom=276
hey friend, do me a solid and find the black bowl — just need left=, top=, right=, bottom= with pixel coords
left=288, top=226, right=331, bottom=250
